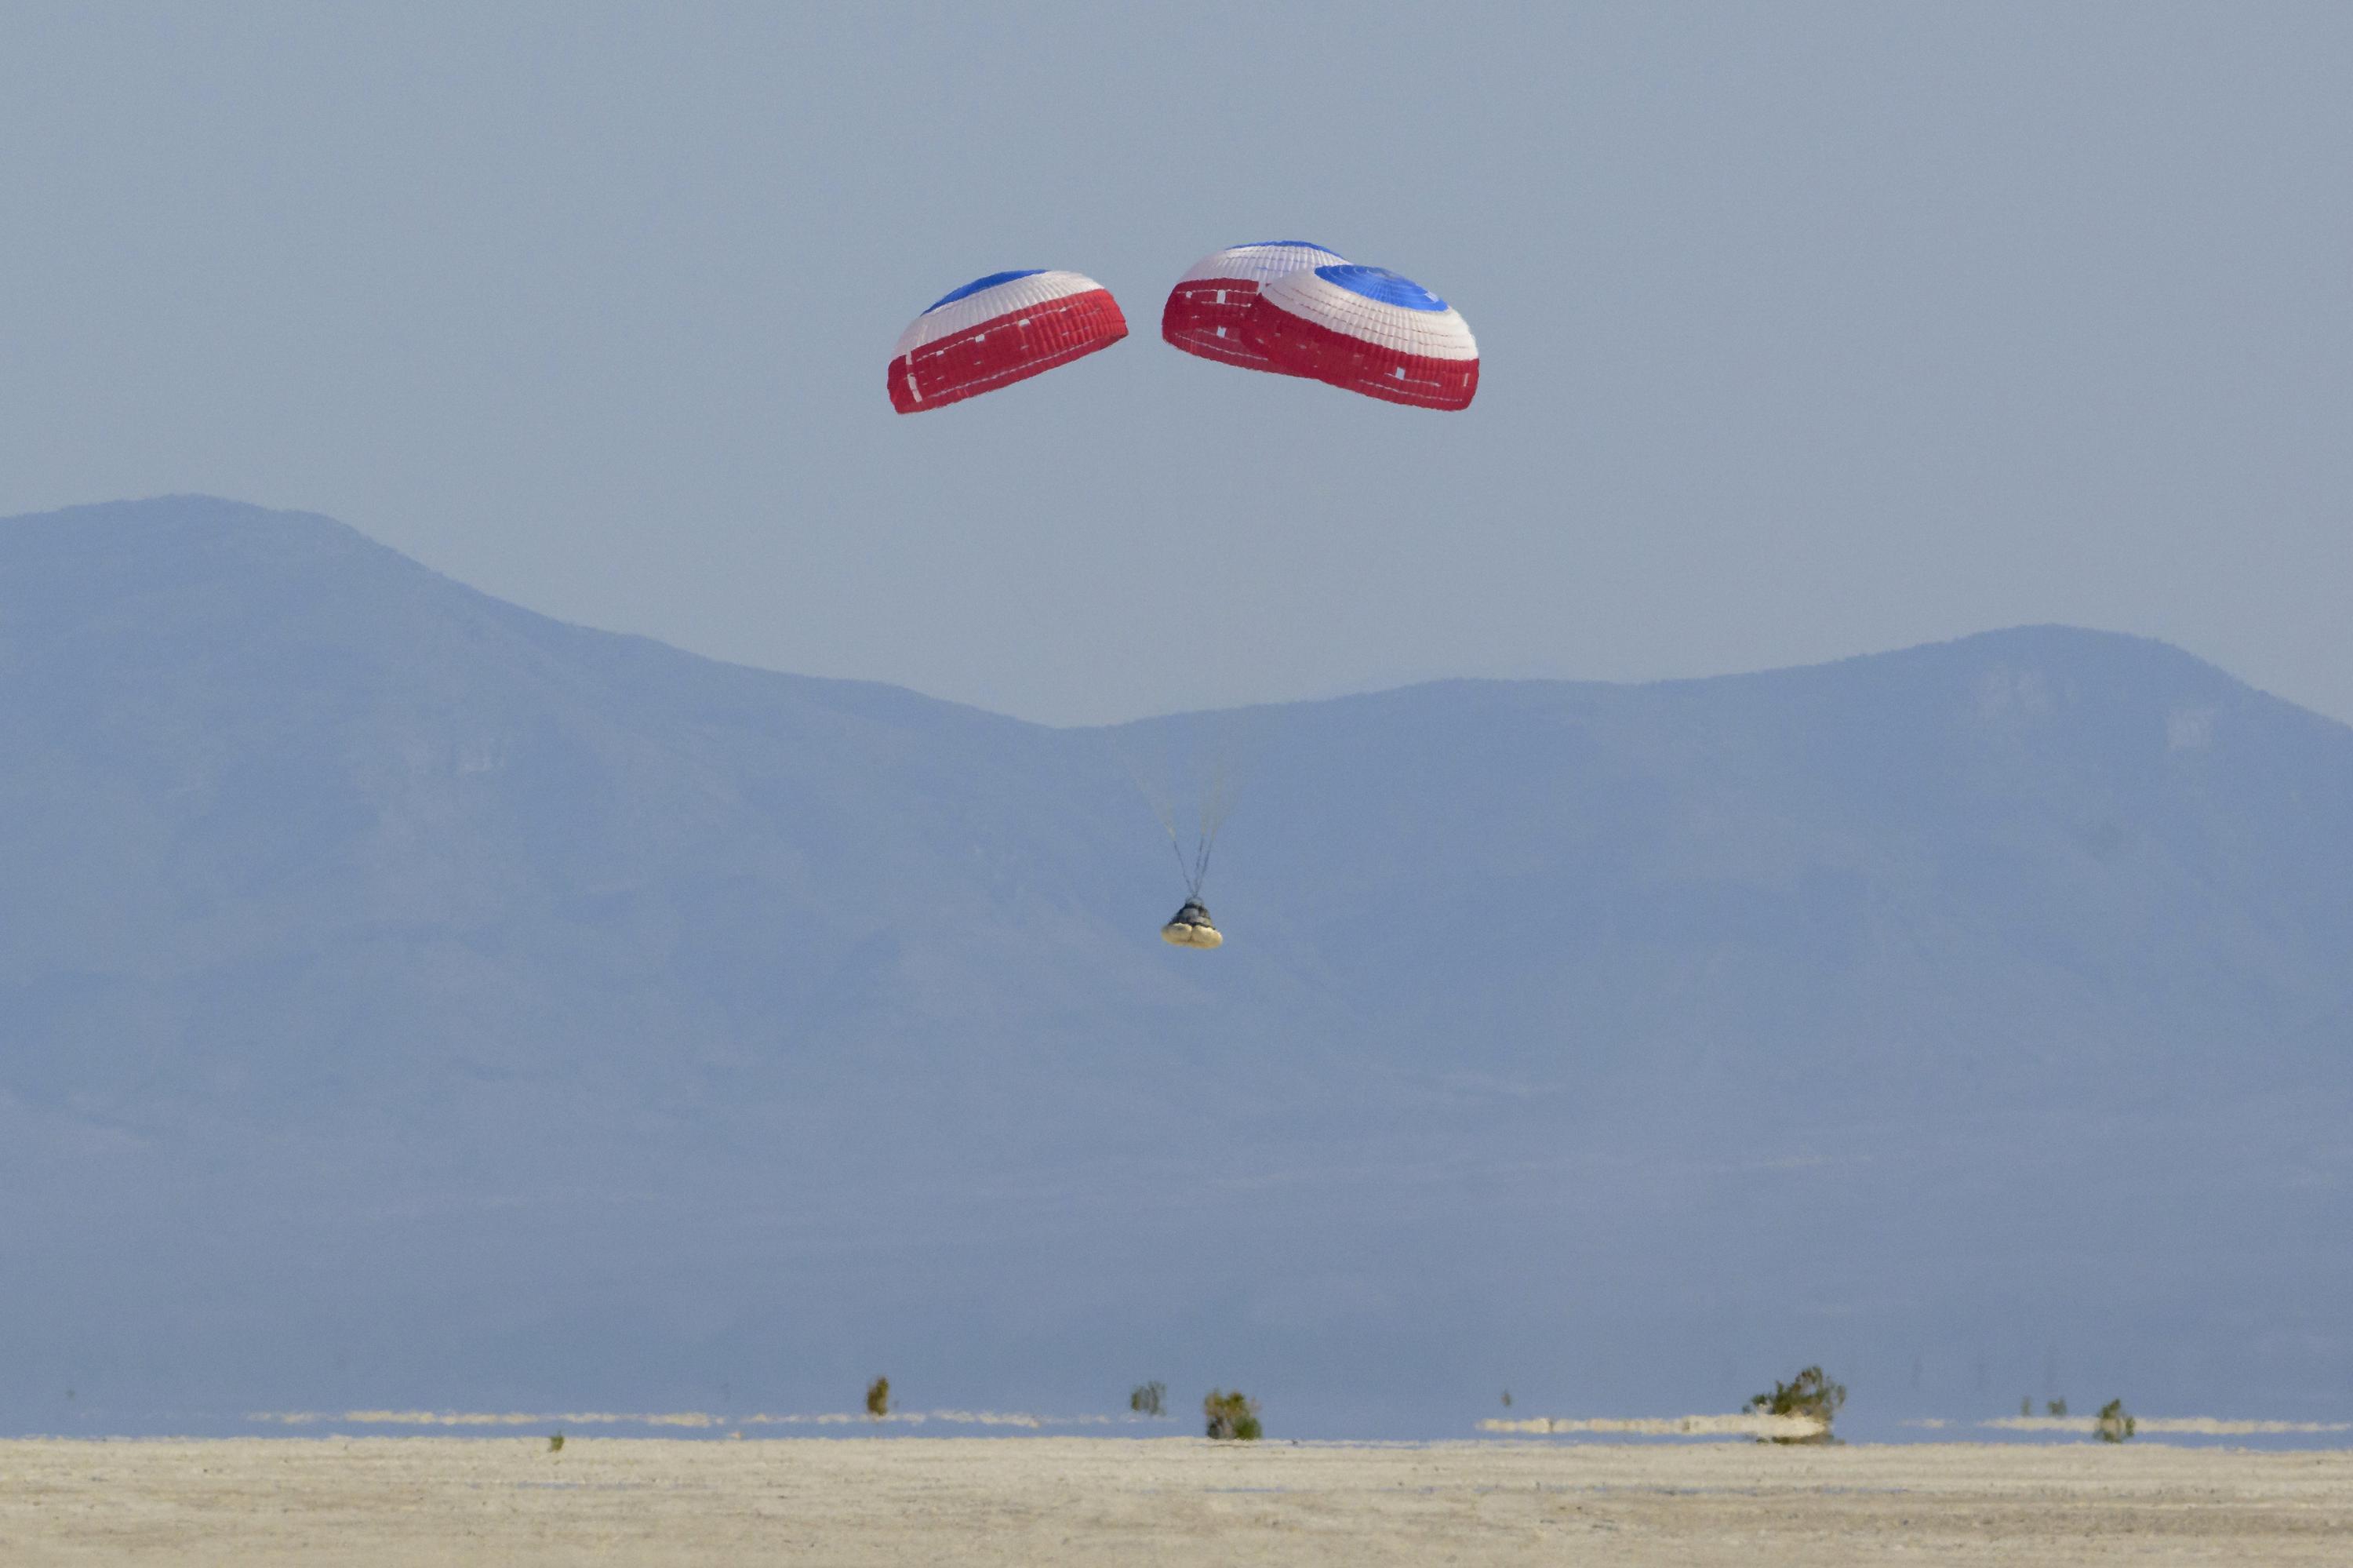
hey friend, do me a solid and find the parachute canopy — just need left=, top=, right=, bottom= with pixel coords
left=889, top=269, right=1127, bottom=413
left=1249, top=263, right=1478, bottom=411
left=1161, top=899, right=1223, bottom=950
left=1161, top=241, right=1346, bottom=376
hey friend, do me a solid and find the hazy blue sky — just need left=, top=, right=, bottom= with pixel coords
left=3, top=2, right=2347, bottom=725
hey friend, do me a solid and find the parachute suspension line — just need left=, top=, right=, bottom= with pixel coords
left=1107, top=720, right=1229, bottom=904
left=1186, top=831, right=1214, bottom=902
left=1181, top=749, right=1228, bottom=901
left=1114, top=731, right=1189, bottom=873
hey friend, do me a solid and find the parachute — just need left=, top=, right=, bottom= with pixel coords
left=888, top=270, right=1127, bottom=413
left=1161, top=241, right=1347, bottom=376
left=1248, top=263, right=1478, bottom=411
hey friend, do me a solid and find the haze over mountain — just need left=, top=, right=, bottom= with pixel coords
left=2, top=497, right=2347, bottom=1437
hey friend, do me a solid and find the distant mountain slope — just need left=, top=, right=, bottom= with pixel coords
left=1243, top=628, right=2353, bottom=1098
left=2, top=497, right=2347, bottom=1435
left=1, top=497, right=1168, bottom=1113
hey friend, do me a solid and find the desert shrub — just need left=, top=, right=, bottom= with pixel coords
left=2046, top=1398, right=2068, bottom=1417
left=2095, top=1399, right=2135, bottom=1442
left=547, top=1432, right=564, bottom=1454
left=1203, top=1388, right=1262, bottom=1441
left=1747, top=1365, right=1846, bottom=1444
left=1130, top=1381, right=1166, bottom=1417
left=866, top=1376, right=891, bottom=1419
left=2021, top=1397, right=2034, bottom=1417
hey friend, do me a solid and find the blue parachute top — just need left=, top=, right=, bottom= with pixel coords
left=1315, top=264, right=1449, bottom=312
left=925, top=270, right=1046, bottom=314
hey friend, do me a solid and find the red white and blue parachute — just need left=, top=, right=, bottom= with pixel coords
left=1161, top=242, right=1347, bottom=376
left=1249, top=264, right=1478, bottom=411
left=889, top=270, right=1127, bottom=413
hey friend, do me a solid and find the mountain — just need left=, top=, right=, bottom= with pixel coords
left=2, top=496, right=2347, bottom=1437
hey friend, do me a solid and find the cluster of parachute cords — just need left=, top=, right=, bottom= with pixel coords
left=887, top=242, right=1477, bottom=415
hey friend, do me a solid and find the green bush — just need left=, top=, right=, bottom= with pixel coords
left=1747, top=1365, right=1846, bottom=1444
left=866, top=1376, right=891, bottom=1419
left=547, top=1432, right=564, bottom=1454
left=2095, top=1399, right=2135, bottom=1442
left=1203, top=1388, right=1261, bottom=1441
left=1130, top=1381, right=1166, bottom=1417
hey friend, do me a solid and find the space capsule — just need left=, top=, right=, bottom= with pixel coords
left=1160, top=900, right=1223, bottom=949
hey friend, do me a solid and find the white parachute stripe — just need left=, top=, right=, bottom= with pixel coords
left=1259, top=270, right=1478, bottom=362
left=893, top=271, right=1104, bottom=358
left=1176, top=242, right=1346, bottom=286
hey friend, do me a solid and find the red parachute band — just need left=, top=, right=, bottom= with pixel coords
left=889, top=270, right=1127, bottom=413
left=1161, top=242, right=1347, bottom=376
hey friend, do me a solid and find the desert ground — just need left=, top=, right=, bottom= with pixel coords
left=3, top=1435, right=2349, bottom=1565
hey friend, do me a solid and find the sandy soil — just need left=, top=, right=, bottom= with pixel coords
left=3, top=1436, right=2349, bottom=1566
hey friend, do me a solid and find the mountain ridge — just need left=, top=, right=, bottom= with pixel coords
left=22, top=493, right=2331, bottom=732
left=2, top=495, right=2346, bottom=1435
